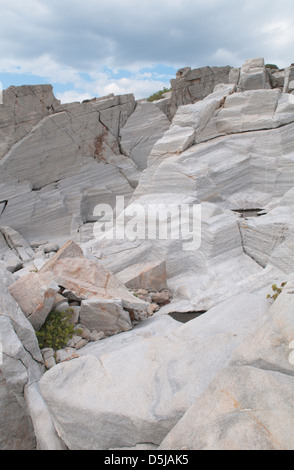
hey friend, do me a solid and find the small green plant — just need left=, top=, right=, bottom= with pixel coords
left=267, top=282, right=287, bottom=302
left=36, top=309, right=76, bottom=350
left=146, top=87, right=171, bottom=102
left=265, top=64, right=279, bottom=70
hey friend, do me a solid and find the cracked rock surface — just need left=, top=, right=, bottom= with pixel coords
left=2, top=57, right=294, bottom=450
left=0, top=266, right=65, bottom=450
left=159, top=281, right=294, bottom=450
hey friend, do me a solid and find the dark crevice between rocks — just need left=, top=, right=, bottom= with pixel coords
left=169, top=310, right=207, bottom=323
left=232, top=208, right=267, bottom=218
left=236, top=359, right=294, bottom=378
left=236, top=218, right=266, bottom=269
left=0, top=200, right=8, bottom=219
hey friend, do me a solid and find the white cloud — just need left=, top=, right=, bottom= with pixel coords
left=209, top=48, right=243, bottom=67
left=56, top=74, right=170, bottom=103
left=1, top=0, right=294, bottom=99
left=102, top=77, right=169, bottom=100
left=258, top=20, right=294, bottom=49
left=55, top=90, right=93, bottom=104
left=0, top=54, right=81, bottom=85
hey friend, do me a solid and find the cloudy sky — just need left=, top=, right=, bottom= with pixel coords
left=0, top=0, right=294, bottom=102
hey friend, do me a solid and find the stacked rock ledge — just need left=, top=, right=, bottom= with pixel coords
left=2, top=57, right=294, bottom=450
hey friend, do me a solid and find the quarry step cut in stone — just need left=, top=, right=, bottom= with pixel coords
left=1, top=57, right=294, bottom=450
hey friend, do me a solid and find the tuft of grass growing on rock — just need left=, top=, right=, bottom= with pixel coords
left=146, top=87, right=171, bottom=102
left=36, top=309, right=76, bottom=350
left=267, top=282, right=287, bottom=302
left=265, top=64, right=279, bottom=70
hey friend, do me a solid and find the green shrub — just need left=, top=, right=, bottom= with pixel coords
left=267, top=282, right=287, bottom=302
left=146, top=87, right=171, bottom=102
left=265, top=64, right=279, bottom=70
left=36, top=309, right=76, bottom=350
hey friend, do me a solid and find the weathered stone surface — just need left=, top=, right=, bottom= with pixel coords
left=0, top=266, right=64, bottom=450
left=0, top=89, right=137, bottom=244
left=42, top=243, right=60, bottom=254
left=55, top=348, right=78, bottom=363
left=0, top=369, right=36, bottom=450
left=0, top=226, right=34, bottom=262
left=117, top=260, right=167, bottom=292
left=238, top=206, right=293, bottom=268
left=0, top=267, right=44, bottom=362
left=117, top=82, right=294, bottom=310
left=0, top=226, right=37, bottom=273
left=89, top=330, right=105, bottom=342
left=154, top=93, right=172, bottom=119
left=42, top=256, right=146, bottom=307
left=1, top=249, right=23, bottom=273
left=29, top=241, right=150, bottom=331
left=80, top=299, right=132, bottom=335
left=228, top=67, right=240, bottom=84
left=24, top=382, right=67, bottom=450
left=169, top=65, right=232, bottom=119
left=44, top=356, right=56, bottom=370
left=171, top=83, right=235, bottom=130
left=0, top=159, right=136, bottom=246
left=151, top=290, right=170, bottom=305
left=120, top=101, right=170, bottom=170
left=8, top=272, right=59, bottom=330
left=283, top=66, right=294, bottom=93
left=0, top=315, right=36, bottom=450
left=148, top=125, right=195, bottom=163
left=200, top=89, right=294, bottom=141
left=170, top=83, right=236, bottom=144
left=160, top=365, right=294, bottom=450
left=238, top=57, right=271, bottom=91
left=39, top=293, right=268, bottom=449
left=2, top=57, right=294, bottom=451
left=0, top=85, right=60, bottom=160
left=40, top=240, right=84, bottom=272
left=159, top=280, right=294, bottom=450
left=0, top=94, right=136, bottom=189
left=79, top=315, right=180, bottom=358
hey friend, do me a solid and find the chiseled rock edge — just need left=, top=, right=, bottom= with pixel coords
left=0, top=266, right=66, bottom=449
left=1, top=57, right=291, bottom=450
left=91, top=83, right=294, bottom=313
left=159, top=279, right=294, bottom=450
left=38, top=292, right=269, bottom=449
left=0, top=84, right=60, bottom=161
left=0, top=88, right=172, bottom=245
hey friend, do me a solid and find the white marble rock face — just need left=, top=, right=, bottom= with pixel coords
left=120, top=101, right=170, bottom=170
left=0, top=85, right=60, bottom=161
left=2, top=58, right=294, bottom=451
left=87, top=83, right=294, bottom=312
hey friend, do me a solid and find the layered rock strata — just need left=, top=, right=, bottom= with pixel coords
left=1, top=57, right=294, bottom=450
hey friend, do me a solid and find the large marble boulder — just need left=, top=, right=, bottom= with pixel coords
left=8, top=241, right=149, bottom=332
left=238, top=57, right=271, bottom=91
left=0, top=85, right=60, bottom=160
left=103, top=83, right=294, bottom=310
left=283, top=65, right=294, bottom=93
left=0, top=89, right=139, bottom=245
left=39, top=292, right=268, bottom=450
left=0, top=94, right=135, bottom=189
left=168, top=65, right=232, bottom=119
left=160, top=279, right=294, bottom=450
left=8, top=272, right=60, bottom=331
left=2, top=57, right=294, bottom=451
left=0, top=266, right=65, bottom=450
